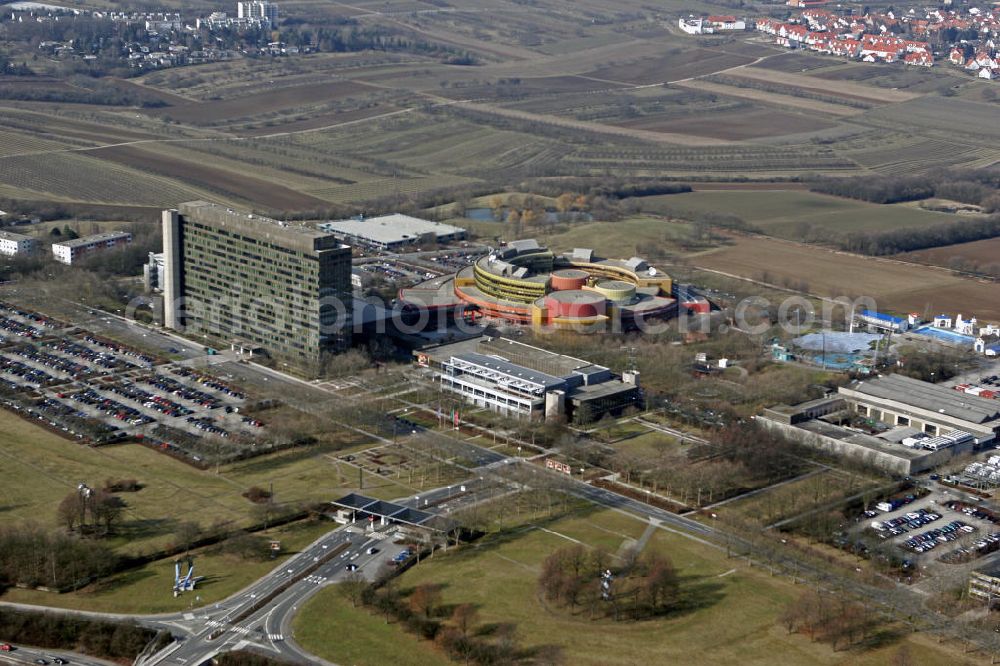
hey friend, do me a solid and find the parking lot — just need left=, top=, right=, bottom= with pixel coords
left=0, top=302, right=266, bottom=465
left=865, top=489, right=1000, bottom=566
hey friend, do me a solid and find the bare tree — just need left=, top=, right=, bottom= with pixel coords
left=409, top=583, right=441, bottom=619
left=451, top=603, right=478, bottom=639
left=57, top=492, right=82, bottom=532
left=340, top=572, right=368, bottom=608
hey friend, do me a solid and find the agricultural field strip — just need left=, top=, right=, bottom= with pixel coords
left=721, top=66, right=922, bottom=104
left=438, top=98, right=734, bottom=146
left=0, top=107, right=419, bottom=161
left=671, top=80, right=863, bottom=117
left=114, top=141, right=336, bottom=193
left=693, top=236, right=1000, bottom=320
left=0, top=128, right=88, bottom=157
left=0, top=152, right=211, bottom=205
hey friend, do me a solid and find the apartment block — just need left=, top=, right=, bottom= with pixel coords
left=51, top=231, right=132, bottom=265
left=0, top=230, right=37, bottom=257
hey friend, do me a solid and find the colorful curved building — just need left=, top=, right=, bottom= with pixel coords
left=400, top=239, right=708, bottom=331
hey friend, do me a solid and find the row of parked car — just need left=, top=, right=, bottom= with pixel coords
left=946, top=500, right=1000, bottom=525
left=138, top=374, right=221, bottom=408
left=10, top=344, right=90, bottom=378
left=0, top=315, right=43, bottom=340
left=241, top=415, right=264, bottom=428
left=84, top=335, right=155, bottom=366
left=0, top=357, right=55, bottom=385
left=186, top=416, right=229, bottom=437
left=29, top=397, right=122, bottom=442
left=902, top=520, right=975, bottom=553
left=70, top=388, right=154, bottom=426
left=170, top=367, right=245, bottom=400
left=0, top=303, right=59, bottom=328
left=944, top=531, right=1000, bottom=563
left=43, top=339, right=138, bottom=372
left=872, top=508, right=940, bottom=538
left=107, top=381, right=194, bottom=418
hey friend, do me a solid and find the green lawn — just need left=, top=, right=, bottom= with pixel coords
left=2, top=520, right=335, bottom=614
left=538, top=216, right=694, bottom=258
left=609, top=430, right=684, bottom=461
left=294, top=508, right=966, bottom=666
left=293, top=594, right=453, bottom=666
left=636, top=190, right=967, bottom=241
left=0, top=410, right=407, bottom=557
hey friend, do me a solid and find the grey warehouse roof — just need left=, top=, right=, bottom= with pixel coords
left=319, top=214, right=465, bottom=245
left=845, top=374, right=1000, bottom=425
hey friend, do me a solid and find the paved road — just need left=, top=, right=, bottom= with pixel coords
left=0, top=645, right=115, bottom=666
left=134, top=475, right=501, bottom=665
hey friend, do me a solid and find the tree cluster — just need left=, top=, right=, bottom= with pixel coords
left=778, top=589, right=878, bottom=651
left=306, top=24, right=478, bottom=64
left=74, top=222, right=162, bottom=278
left=519, top=177, right=691, bottom=201
left=811, top=168, right=1000, bottom=209
left=0, top=608, right=162, bottom=659
left=705, top=421, right=809, bottom=485
left=538, top=544, right=681, bottom=621
left=216, top=651, right=298, bottom=666
left=894, top=346, right=971, bottom=383
left=102, top=477, right=141, bottom=492
left=0, top=525, right=120, bottom=590
left=57, top=487, right=126, bottom=536
left=0, top=80, right=167, bottom=107
left=838, top=215, right=1000, bottom=256
left=0, top=49, right=31, bottom=75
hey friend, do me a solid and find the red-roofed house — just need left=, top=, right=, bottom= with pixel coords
left=904, top=51, right=934, bottom=66
left=830, top=37, right=862, bottom=57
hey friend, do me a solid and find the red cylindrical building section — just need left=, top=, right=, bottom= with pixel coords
left=682, top=299, right=711, bottom=314
left=543, top=291, right=606, bottom=319
left=550, top=269, right=589, bottom=292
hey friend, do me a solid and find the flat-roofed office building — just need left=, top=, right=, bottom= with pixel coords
left=162, top=202, right=352, bottom=372
left=839, top=374, right=1000, bottom=445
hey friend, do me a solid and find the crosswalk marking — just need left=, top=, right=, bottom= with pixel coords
left=204, top=618, right=282, bottom=641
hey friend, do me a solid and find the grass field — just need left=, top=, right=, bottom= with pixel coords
left=608, top=430, right=684, bottom=461
left=294, top=593, right=453, bottom=666
left=534, top=215, right=695, bottom=258
left=636, top=190, right=966, bottom=241
left=1, top=519, right=335, bottom=614
left=694, top=235, right=1000, bottom=321
left=0, top=409, right=407, bottom=557
left=294, top=507, right=967, bottom=666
